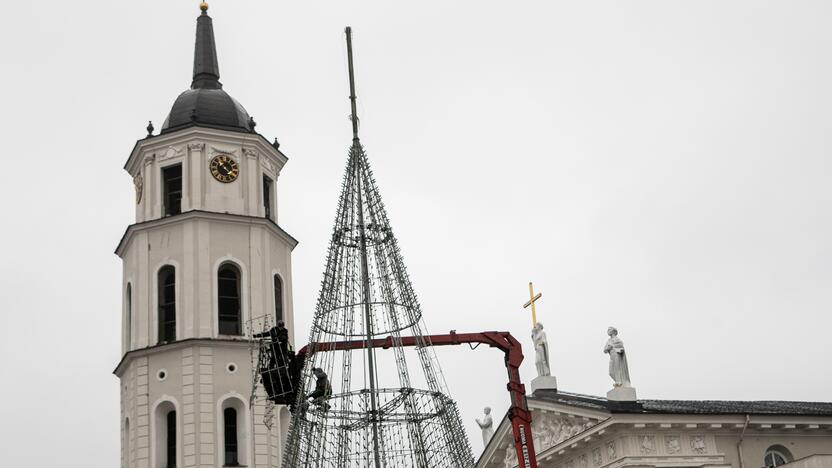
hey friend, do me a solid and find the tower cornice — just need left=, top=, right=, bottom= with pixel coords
left=114, top=209, right=298, bottom=257
left=113, top=337, right=251, bottom=377
left=124, top=126, right=287, bottom=175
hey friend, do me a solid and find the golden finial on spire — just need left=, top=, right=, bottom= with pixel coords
left=199, top=2, right=209, bottom=12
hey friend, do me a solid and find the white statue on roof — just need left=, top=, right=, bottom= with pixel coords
left=604, top=326, right=631, bottom=387
left=532, top=322, right=551, bottom=377
left=475, top=406, right=494, bottom=447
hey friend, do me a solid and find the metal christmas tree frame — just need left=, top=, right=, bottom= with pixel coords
left=281, top=27, right=474, bottom=468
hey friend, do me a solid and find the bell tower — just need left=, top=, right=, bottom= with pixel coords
left=115, top=4, right=295, bottom=467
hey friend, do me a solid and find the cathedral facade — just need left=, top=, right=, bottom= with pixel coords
left=477, top=388, right=832, bottom=468
left=114, top=5, right=294, bottom=468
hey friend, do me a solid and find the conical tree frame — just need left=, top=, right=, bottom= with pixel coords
left=281, top=143, right=474, bottom=468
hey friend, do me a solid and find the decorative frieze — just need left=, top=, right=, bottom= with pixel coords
left=665, top=435, right=681, bottom=454
left=530, top=413, right=599, bottom=452
left=208, top=145, right=238, bottom=157
left=134, top=174, right=143, bottom=204
left=606, top=440, right=616, bottom=460
left=503, top=445, right=516, bottom=468
left=159, top=145, right=185, bottom=161
left=690, top=435, right=706, bottom=454
left=639, top=435, right=656, bottom=454
left=261, top=158, right=276, bottom=175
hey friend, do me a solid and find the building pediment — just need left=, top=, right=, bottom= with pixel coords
left=478, top=397, right=608, bottom=468
left=528, top=405, right=606, bottom=453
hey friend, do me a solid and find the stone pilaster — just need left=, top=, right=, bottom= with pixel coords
left=188, top=143, right=205, bottom=211
left=197, top=347, right=215, bottom=467
left=251, top=386, right=270, bottom=467
left=182, top=347, right=197, bottom=467
left=135, top=358, right=150, bottom=468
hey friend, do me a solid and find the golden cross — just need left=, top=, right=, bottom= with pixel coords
left=523, top=282, right=542, bottom=327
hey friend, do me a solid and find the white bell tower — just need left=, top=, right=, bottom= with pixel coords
left=115, top=4, right=296, bottom=467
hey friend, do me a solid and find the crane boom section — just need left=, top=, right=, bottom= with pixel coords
left=297, top=331, right=539, bottom=468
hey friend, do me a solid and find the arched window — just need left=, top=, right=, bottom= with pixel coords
left=218, top=263, right=241, bottom=335
left=224, top=407, right=239, bottom=466
left=219, top=397, right=248, bottom=467
left=274, top=274, right=284, bottom=322
left=158, top=266, right=176, bottom=343
left=124, top=418, right=131, bottom=468
left=126, top=283, right=132, bottom=347
left=165, top=410, right=176, bottom=468
left=764, top=446, right=792, bottom=467
left=154, top=401, right=177, bottom=468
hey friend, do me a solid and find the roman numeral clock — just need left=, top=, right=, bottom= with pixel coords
left=210, top=154, right=240, bottom=183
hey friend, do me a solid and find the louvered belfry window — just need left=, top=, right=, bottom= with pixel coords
left=218, top=263, right=242, bottom=335
left=263, top=175, right=273, bottom=219
left=274, top=274, right=284, bottom=322
left=162, top=164, right=182, bottom=216
left=158, top=266, right=176, bottom=343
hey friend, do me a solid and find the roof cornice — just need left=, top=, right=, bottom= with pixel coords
left=124, top=126, right=287, bottom=174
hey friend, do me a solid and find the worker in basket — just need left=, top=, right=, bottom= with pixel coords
left=254, top=321, right=292, bottom=401
left=254, top=320, right=291, bottom=360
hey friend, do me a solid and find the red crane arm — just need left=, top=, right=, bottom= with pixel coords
left=296, top=330, right=538, bottom=468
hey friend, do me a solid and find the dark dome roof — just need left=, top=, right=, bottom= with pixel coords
left=160, top=8, right=254, bottom=135
left=161, top=88, right=252, bottom=133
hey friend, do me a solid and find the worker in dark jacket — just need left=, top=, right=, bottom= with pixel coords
left=254, top=321, right=290, bottom=348
left=254, top=321, right=291, bottom=367
left=307, top=367, right=332, bottom=410
left=275, top=321, right=289, bottom=347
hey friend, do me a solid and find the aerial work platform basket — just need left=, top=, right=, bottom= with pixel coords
left=249, top=315, right=301, bottom=413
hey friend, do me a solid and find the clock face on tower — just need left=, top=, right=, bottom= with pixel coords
left=210, top=154, right=240, bottom=183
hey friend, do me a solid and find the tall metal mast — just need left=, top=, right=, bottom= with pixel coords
left=347, top=27, right=361, bottom=145
left=281, top=26, right=474, bottom=468
left=345, top=26, right=382, bottom=468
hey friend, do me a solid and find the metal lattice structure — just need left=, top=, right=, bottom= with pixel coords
left=247, top=313, right=279, bottom=430
left=281, top=27, right=474, bottom=468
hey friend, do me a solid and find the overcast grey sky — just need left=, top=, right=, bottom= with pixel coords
left=1, top=0, right=831, bottom=465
